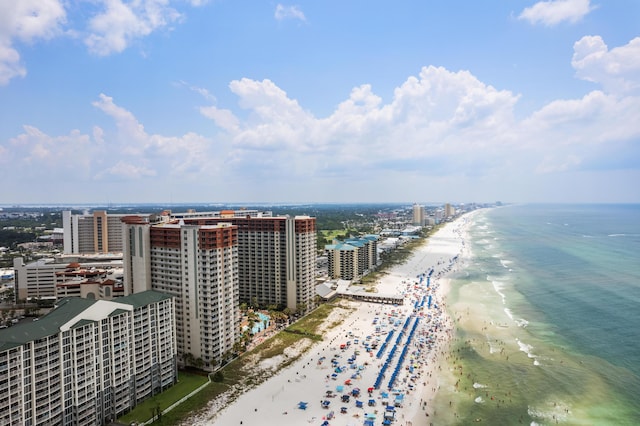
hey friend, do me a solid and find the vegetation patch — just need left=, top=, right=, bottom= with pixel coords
left=150, top=302, right=350, bottom=425
left=117, top=371, right=209, bottom=425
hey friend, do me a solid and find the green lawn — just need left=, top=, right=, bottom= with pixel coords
left=117, top=371, right=209, bottom=425
left=117, top=302, right=349, bottom=425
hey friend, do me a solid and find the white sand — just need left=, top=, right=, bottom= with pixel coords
left=185, top=214, right=474, bottom=426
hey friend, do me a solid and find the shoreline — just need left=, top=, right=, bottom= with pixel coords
left=185, top=213, right=475, bottom=426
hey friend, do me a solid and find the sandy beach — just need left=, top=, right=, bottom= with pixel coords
left=186, top=214, right=473, bottom=426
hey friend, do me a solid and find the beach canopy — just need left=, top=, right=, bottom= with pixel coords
left=297, top=401, right=308, bottom=410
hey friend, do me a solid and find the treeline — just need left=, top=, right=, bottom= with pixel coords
left=0, top=229, right=37, bottom=248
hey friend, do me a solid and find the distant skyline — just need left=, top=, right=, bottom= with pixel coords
left=1, top=0, right=639, bottom=204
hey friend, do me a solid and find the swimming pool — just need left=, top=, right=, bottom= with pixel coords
left=251, top=312, right=270, bottom=334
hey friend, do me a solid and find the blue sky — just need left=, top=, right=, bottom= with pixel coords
left=1, top=0, right=639, bottom=204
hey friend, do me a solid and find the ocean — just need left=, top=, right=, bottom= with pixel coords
left=432, top=204, right=640, bottom=425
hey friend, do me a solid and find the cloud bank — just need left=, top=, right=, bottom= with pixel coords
left=2, top=35, right=638, bottom=202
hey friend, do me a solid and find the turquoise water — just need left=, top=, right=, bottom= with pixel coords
left=433, top=204, right=640, bottom=425
left=252, top=312, right=270, bottom=334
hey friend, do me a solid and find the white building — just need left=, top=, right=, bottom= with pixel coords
left=123, top=219, right=240, bottom=369
left=13, top=256, right=123, bottom=301
left=0, top=290, right=176, bottom=425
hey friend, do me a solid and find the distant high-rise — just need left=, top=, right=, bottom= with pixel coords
left=62, top=210, right=145, bottom=254
left=412, top=203, right=425, bottom=226
left=445, top=203, right=456, bottom=218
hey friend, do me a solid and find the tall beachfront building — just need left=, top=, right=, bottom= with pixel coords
left=0, top=290, right=176, bottom=425
left=412, top=203, right=425, bottom=226
left=180, top=215, right=317, bottom=313
left=122, top=218, right=239, bottom=368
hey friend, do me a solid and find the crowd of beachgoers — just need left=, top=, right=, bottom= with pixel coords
left=182, top=215, right=471, bottom=426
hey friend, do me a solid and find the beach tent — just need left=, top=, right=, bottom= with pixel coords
left=356, top=400, right=363, bottom=408
left=368, top=399, right=376, bottom=406
left=364, top=421, right=374, bottom=426
left=336, top=385, right=344, bottom=393
left=322, top=400, right=331, bottom=408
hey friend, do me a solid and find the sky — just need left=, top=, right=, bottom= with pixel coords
left=1, top=0, right=639, bottom=205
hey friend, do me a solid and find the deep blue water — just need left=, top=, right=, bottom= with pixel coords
left=437, top=204, right=640, bottom=425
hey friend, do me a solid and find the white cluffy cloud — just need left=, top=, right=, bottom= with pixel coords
left=91, top=94, right=211, bottom=178
left=84, top=0, right=183, bottom=56
left=572, top=36, right=640, bottom=94
left=519, top=0, right=594, bottom=26
left=2, top=94, right=212, bottom=184
left=0, top=0, right=66, bottom=85
left=196, top=37, right=640, bottom=187
left=0, top=1, right=209, bottom=84
left=3, top=36, right=639, bottom=202
left=275, top=4, right=306, bottom=22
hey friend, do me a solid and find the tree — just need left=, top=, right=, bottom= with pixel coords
left=181, top=352, right=195, bottom=367
left=194, top=358, right=204, bottom=369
